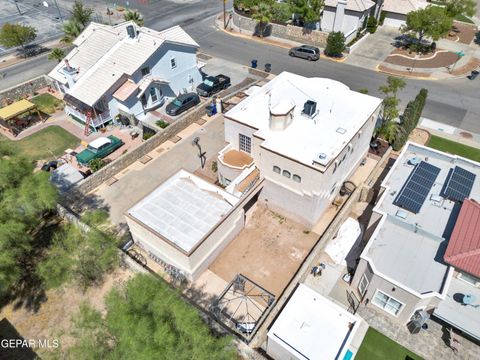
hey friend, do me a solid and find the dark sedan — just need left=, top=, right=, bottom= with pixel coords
left=166, top=93, right=200, bottom=116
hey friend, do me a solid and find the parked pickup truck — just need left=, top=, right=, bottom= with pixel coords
left=76, top=135, right=124, bottom=165
left=196, top=74, right=231, bottom=97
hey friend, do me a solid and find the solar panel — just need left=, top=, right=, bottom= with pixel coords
left=441, top=166, right=476, bottom=202
left=393, top=161, right=441, bottom=214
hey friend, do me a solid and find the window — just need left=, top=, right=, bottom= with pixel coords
left=141, top=67, right=150, bottom=76
left=372, top=290, right=403, bottom=316
left=333, top=161, right=338, bottom=173
left=458, top=272, right=480, bottom=287
left=150, top=87, right=158, bottom=102
left=140, top=94, right=147, bottom=107
left=358, top=274, right=369, bottom=297
left=331, top=183, right=337, bottom=194
left=239, top=134, right=251, bottom=153
left=292, top=174, right=301, bottom=183
left=224, top=178, right=231, bottom=186
left=273, top=166, right=281, bottom=174
left=170, top=57, right=177, bottom=69
left=282, top=170, right=291, bottom=178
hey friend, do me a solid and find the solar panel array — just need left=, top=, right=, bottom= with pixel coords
left=394, top=161, right=441, bottom=214
left=441, top=166, right=476, bottom=202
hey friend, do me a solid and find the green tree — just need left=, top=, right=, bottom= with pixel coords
left=37, top=210, right=119, bottom=289
left=376, top=76, right=406, bottom=143
left=324, top=31, right=345, bottom=57
left=0, top=23, right=37, bottom=54
left=68, top=274, right=236, bottom=359
left=379, top=76, right=406, bottom=99
left=48, top=48, right=65, bottom=62
left=288, top=0, right=324, bottom=25
left=70, top=0, right=94, bottom=28
left=445, top=0, right=476, bottom=18
left=252, top=2, right=273, bottom=37
left=61, top=20, right=84, bottom=44
left=0, top=149, right=57, bottom=297
left=401, top=6, right=453, bottom=43
left=359, top=88, right=369, bottom=94
left=123, top=10, right=145, bottom=26
left=272, top=2, right=292, bottom=23
left=88, top=158, right=106, bottom=172
left=366, top=15, right=377, bottom=33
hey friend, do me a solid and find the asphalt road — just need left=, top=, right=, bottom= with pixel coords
left=1, top=0, right=479, bottom=134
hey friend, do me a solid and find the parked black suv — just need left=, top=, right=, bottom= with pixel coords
left=289, top=45, right=320, bottom=61
left=468, top=70, right=479, bottom=80
left=166, top=93, right=200, bottom=116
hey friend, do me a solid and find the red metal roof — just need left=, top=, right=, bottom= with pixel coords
left=444, top=199, right=480, bottom=277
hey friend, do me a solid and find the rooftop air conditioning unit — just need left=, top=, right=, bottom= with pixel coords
left=127, top=25, right=136, bottom=39
left=303, top=100, right=316, bottom=117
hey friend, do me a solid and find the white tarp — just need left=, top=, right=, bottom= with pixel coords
left=325, top=217, right=361, bottom=265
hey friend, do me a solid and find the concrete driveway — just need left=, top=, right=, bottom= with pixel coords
left=91, top=115, right=226, bottom=225
left=345, top=27, right=400, bottom=70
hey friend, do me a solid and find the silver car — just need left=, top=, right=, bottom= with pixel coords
left=289, top=45, right=320, bottom=61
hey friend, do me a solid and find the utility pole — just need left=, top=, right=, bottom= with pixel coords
left=14, top=0, right=22, bottom=15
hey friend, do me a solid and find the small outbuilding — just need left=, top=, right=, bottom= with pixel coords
left=267, top=284, right=361, bottom=360
left=125, top=169, right=243, bottom=280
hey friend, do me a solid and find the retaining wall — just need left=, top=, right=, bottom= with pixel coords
left=0, top=75, right=54, bottom=104
left=232, top=10, right=328, bottom=48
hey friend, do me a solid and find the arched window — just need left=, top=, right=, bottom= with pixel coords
left=293, top=174, right=301, bottom=183
left=273, top=166, right=281, bottom=174
left=282, top=170, right=291, bottom=178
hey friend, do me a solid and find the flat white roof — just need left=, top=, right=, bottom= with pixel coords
left=127, top=170, right=239, bottom=253
left=268, top=284, right=360, bottom=360
left=225, top=72, right=382, bottom=168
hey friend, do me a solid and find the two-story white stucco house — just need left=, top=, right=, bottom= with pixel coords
left=48, top=21, right=202, bottom=131
left=218, top=71, right=383, bottom=228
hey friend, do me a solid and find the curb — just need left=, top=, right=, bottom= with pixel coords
left=375, top=64, right=437, bottom=80
left=215, top=16, right=349, bottom=64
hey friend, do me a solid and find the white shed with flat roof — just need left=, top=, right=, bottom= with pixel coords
left=267, top=284, right=360, bottom=360
left=126, top=170, right=244, bottom=280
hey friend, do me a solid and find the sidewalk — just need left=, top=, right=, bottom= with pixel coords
left=419, top=117, right=480, bottom=149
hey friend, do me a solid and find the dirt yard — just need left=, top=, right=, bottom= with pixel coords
left=209, top=204, right=319, bottom=297
left=0, top=267, right=134, bottom=357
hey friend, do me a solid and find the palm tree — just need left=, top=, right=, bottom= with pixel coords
left=377, top=120, right=398, bottom=143
left=61, top=20, right=83, bottom=44
left=251, top=2, right=272, bottom=38
left=48, top=48, right=65, bottom=62
left=124, top=10, right=144, bottom=26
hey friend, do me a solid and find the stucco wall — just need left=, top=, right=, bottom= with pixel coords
left=322, top=7, right=366, bottom=39
left=353, top=259, right=442, bottom=324
left=232, top=11, right=328, bottom=47
left=256, top=107, right=379, bottom=227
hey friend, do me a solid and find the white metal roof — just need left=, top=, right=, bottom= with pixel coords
left=268, top=284, right=360, bottom=360
left=48, top=22, right=199, bottom=106
left=225, top=72, right=382, bottom=168
left=89, top=137, right=111, bottom=149
left=127, top=170, right=239, bottom=253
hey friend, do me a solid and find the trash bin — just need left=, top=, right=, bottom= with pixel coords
left=265, top=63, right=272, bottom=72
left=206, top=103, right=217, bottom=117
left=251, top=59, right=258, bottom=68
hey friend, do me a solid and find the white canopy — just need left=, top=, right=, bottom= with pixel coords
left=325, top=217, right=361, bottom=265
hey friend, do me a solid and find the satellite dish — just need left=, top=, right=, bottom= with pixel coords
left=43, top=1, right=49, bottom=7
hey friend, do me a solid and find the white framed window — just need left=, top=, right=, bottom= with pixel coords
left=273, top=166, right=281, bottom=174
left=282, top=170, right=291, bottom=178
left=170, top=57, right=177, bottom=69
left=292, top=174, right=301, bottom=183
left=239, top=134, right=251, bottom=153
left=358, top=274, right=369, bottom=297
left=141, top=66, right=150, bottom=76
left=458, top=272, right=480, bottom=287
left=372, top=290, right=404, bottom=316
